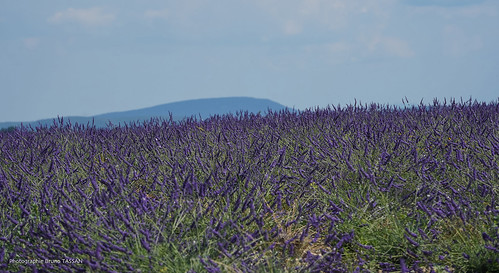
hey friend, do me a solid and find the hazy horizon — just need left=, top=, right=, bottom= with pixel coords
left=1, top=0, right=498, bottom=122
left=0, top=96, right=293, bottom=126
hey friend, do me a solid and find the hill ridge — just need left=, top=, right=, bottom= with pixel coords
left=0, top=97, right=289, bottom=129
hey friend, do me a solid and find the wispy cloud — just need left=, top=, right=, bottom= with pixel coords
left=283, top=20, right=303, bottom=35
left=48, top=7, right=115, bottom=27
left=403, top=0, right=484, bottom=7
left=304, top=41, right=354, bottom=64
left=366, top=36, right=415, bottom=58
left=144, top=9, right=169, bottom=20
left=255, top=0, right=395, bottom=34
left=23, top=37, right=40, bottom=50
left=453, top=5, right=498, bottom=17
left=443, top=25, right=483, bottom=56
left=407, top=1, right=497, bottom=18
left=255, top=0, right=346, bottom=34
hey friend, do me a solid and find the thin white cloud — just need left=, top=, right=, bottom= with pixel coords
left=283, top=20, right=303, bottom=35
left=403, top=0, right=484, bottom=7
left=23, top=37, right=40, bottom=50
left=443, top=25, right=483, bottom=56
left=255, top=0, right=395, bottom=34
left=48, top=7, right=115, bottom=27
left=255, top=0, right=347, bottom=33
left=408, top=2, right=497, bottom=18
left=449, top=5, right=498, bottom=17
left=304, top=41, right=354, bottom=64
left=326, top=42, right=351, bottom=55
left=144, top=9, right=169, bottom=20
left=366, top=36, right=415, bottom=58
left=304, top=36, right=413, bottom=66
left=305, top=41, right=351, bottom=55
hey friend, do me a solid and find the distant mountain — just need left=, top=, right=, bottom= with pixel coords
left=0, top=97, right=290, bottom=130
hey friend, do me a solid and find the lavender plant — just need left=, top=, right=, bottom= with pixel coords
left=1, top=98, right=498, bottom=272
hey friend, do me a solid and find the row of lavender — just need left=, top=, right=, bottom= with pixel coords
left=1, top=99, right=498, bottom=272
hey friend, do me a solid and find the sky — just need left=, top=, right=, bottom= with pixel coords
left=1, top=0, right=498, bottom=122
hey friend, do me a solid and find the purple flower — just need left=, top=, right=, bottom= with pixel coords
left=95, top=243, right=103, bottom=260
left=400, top=258, right=409, bottom=273
left=484, top=245, right=499, bottom=253
left=357, top=243, right=374, bottom=250
left=405, top=227, right=418, bottom=238
left=6, top=214, right=19, bottom=225
left=405, top=234, right=420, bottom=247
left=200, top=258, right=221, bottom=273
left=141, top=237, right=151, bottom=252
left=90, top=177, right=99, bottom=191
left=482, top=232, right=492, bottom=242
left=418, top=228, right=429, bottom=240
left=422, top=250, right=433, bottom=256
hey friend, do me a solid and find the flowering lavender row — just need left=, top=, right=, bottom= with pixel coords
left=1, top=99, right=498, bottom=272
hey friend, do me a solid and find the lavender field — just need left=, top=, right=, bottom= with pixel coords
left=1, top=99, right=498, bottom=272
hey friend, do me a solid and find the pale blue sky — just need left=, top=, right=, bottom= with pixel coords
left=1, top=0, right=498, bottom=122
